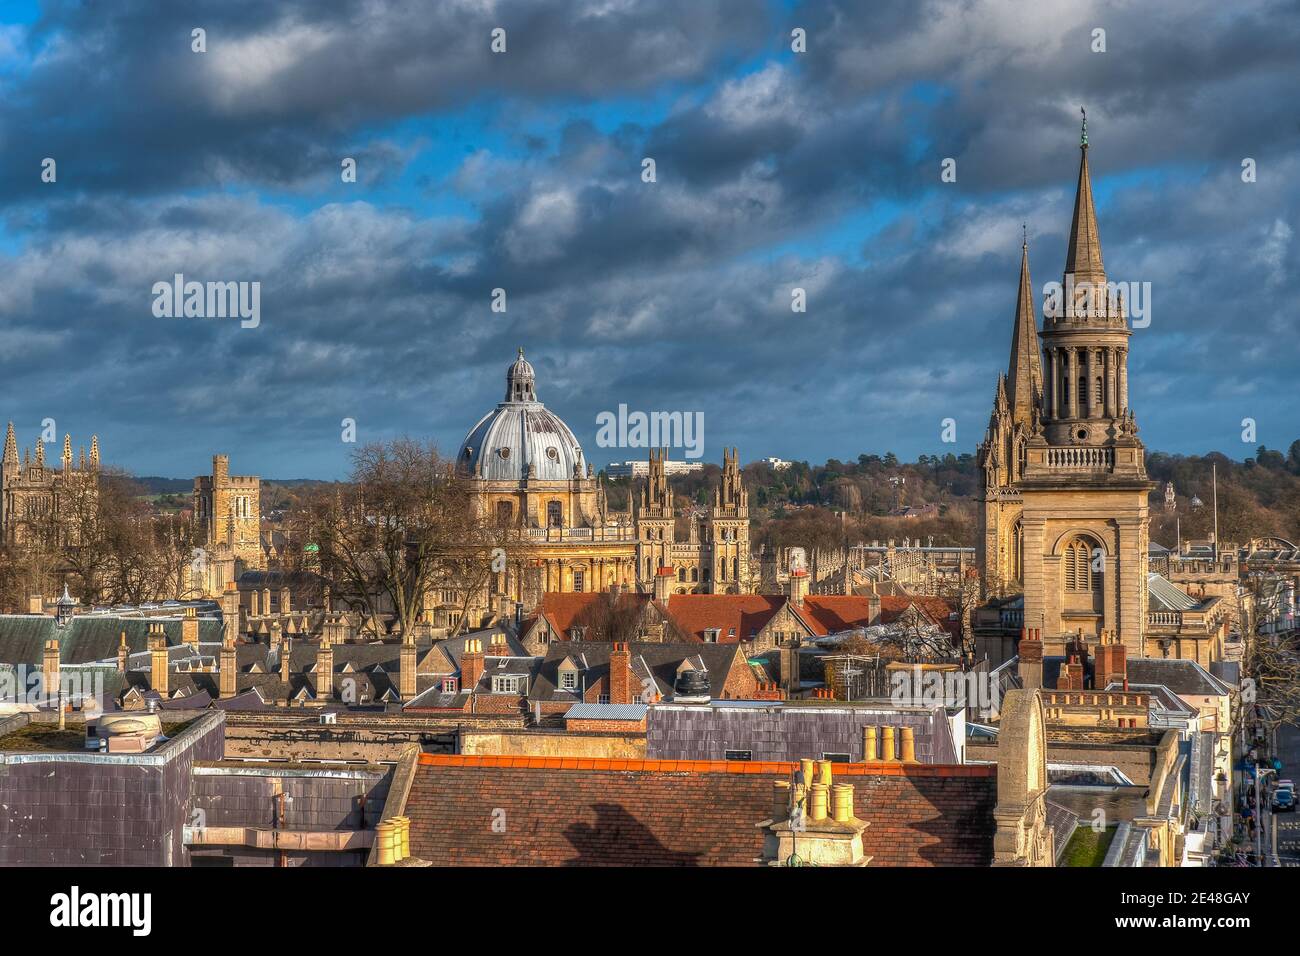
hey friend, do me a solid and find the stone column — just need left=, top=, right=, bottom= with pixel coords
left=1067, top=348, right=1079, bottom=420
left=1118, top=349, right=1129, bottom=412
left=1047, top=349, right=1058, bottom=419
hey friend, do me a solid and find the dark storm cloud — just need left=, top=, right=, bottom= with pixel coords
left=0, top=0, right=769, bottom=199
left=0, top=0, right=1296, bottom=475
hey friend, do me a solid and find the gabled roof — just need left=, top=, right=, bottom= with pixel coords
left=661, top=594, right=789, bottom=642
left=531, top=640, right=744, bottom=703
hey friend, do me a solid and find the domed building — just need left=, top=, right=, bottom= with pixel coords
left=458, top=349, right=639, bottom=605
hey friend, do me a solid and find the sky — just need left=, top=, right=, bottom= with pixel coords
left=0, top=0, right=1297, bottom=479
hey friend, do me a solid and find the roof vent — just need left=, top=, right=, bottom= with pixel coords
left=673, top=668, right=710, bottom=701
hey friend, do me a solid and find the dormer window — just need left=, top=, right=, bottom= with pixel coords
left=703, top=628, right=721, bottom=643
left=442, top=678, right=458, bottom=693
left=560, top=669, right=579, bottom=691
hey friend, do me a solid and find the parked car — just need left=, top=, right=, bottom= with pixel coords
left=1272, top=785, right=1295, bottom=813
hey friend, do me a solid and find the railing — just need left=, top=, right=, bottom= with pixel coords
left=1148, top=611, right=1182, bottom=627
left=1001, top=609, right=1024, bottom=629
left=525, top=526, right=635, bottom=542
left=1045, top=446, right=1115, bottom=470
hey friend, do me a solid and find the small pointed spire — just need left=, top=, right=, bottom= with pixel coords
left=89, top=436, right=100, bottom=469
left=1007, top=238, right=1043, bottom=420
left=62, top=433, right=72, bottom=468
left=2, top=422, right=16, bottom=465
left=34, top=438, right=44, bottom=468
left=1064, top=109, right=1105, bottom=284
left=79, top=446, right=86, bottom=470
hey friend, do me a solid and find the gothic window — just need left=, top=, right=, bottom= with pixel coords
left=546, top=500, right=562, bottom=528
left=1064, top=536, right=1102, bottom=593
left=1011, top=520, right=1024, bottom=582
left=678, top=567, right=686, bottom=582
left=732, top=557, right=739, bottom=579
left=690, top=567, right=698, bottom=583
left=572, top=570, right=584, bottom=593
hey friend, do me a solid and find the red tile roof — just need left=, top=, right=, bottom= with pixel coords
left=535, top=592, right=650, bottom=637
left=405, top=754, right=995, bottom=866
left=659, top=594, right=788, bottom=642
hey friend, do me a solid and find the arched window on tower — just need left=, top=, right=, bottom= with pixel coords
left=1094, top=377, right=1104, bottom=407
left=1063, top=536, right=1103, bottom=608
left=1077, top=375, right=1087, bottom=411
left=496, top=500, right=513, bottom=526
left=547, top=500, right=562, bottom=528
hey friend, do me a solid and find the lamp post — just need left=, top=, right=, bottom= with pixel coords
left=1255, top=766, right=1276, bottom=866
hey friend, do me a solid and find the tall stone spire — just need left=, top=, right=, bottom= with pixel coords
left=1064, top=108, right=1105, bottom=286
left=34, top=437, right=44, bottom=468
left=1006, top=237, right=1042, bottom=422
left=61, top=434, right=72, bottom=470
left=89, top=436, right=100, bottom=469
left=2, top=422, right=16, bottom=465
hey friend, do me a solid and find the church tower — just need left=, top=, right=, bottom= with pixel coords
left=1015, top=115, right=1153, bottom=658
left=635, top=448, right=675, bottom=583
left=977, top=236, right=1042, bottom=597
left=707, top=447, right=750, bottom=593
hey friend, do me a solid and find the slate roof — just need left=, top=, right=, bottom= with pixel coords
left=1124, top=658, right=1232, bottom=698
left=0, top=614, right=222, bottom=667
left=531, top=641, right=744, bottom=703
left=404, top=754, right=996, bottom=866
left=646, top=701, right=959, bottom=764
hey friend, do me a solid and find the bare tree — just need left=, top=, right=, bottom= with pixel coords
left=304, top=439, right=527, bottom=640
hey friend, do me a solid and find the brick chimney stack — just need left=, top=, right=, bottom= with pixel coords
left=653, top=566, right=674, bottom=605
left=148, top=623, right=169, bottom=697
left=1017, top=627, right=1043, bottom=691
left=487, top=632, right=509, bottom=657
left=1094, top=629, right=1128, bottom=690
left=219, top=629, right=237, bottom=699
left=222, top=581, right=240, bottom=645
left=27, top=594, right=43, bottom=615
left=117, top=631, right=130, bottom=674
left=461, top=638, right=485, bottom=693
left=318, top=639, right=335, bottom=702
left=399, top=642, right=417, bottom=699
left=609, top=642, right=632, bottom=705
left=788, top=568, right=809, bottom=607
left=279, top=638, right=291, bottom=687
left=867, top=593, right=881, bottom=625
left=42, top=639, right=61, bottom=706
left=181, top=605, right=200, bottom=646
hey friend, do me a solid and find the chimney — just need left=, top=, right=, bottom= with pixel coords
left=460, top=638, right=485, bottom=693
left=399, top=642, right=417, bottom=699
left=487, top=632, right=509, bottom=657
left=900, top=725, right=918, bottom=763
left=27, top=594, right=43, bottom=615
left=117, top=631, right=129, bottom=674
left=862, top=725, right=878, bottom=761
left=762, top=759, right=868, bottom=866
left=270, top=619, right=283, bottom=656
left=42, top=639, right=61, bottom=706
left=181, top=605, right=200, bottom=646
left=788, top=568, right=809, bottom=607
left=149, top=623, right=169, bottom=697
left=653, top=566, right=674, bottom=605
left=609, top=642, right=632, bottom=705
left=867, top=593, right=881, bottom=625
left=219, top=635, right=237, bottom=699
left=322, top=585, right=332, bottom=612
left=279, top=638, right=291, bottom=686
left=318, top=640, right=336, bottom=702
left=881, top=725, right=897, bottom=761
left=1017, top=627, right=1043, bottom=691
left=1094, top=629, right=1128, bottom=689
left=280, top=586, right=292, bottom=615
left=222, top=581, right=240, bottom=646
left=262, top=587, right=272, bottom=616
